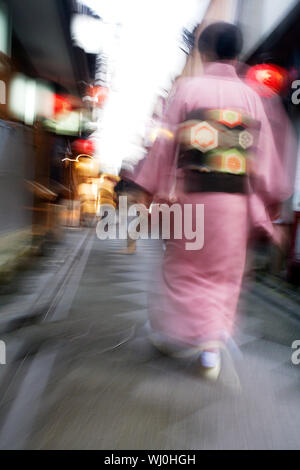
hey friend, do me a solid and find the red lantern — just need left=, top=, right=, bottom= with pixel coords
left=246, top=64, right=287, bottom=98
left=89, top=86, right=109, bottom=107
left=72, top=139, right=94, bottom=155
left=54, top=94, right=72, bottom=116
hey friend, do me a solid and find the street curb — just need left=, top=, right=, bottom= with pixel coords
left=249, top=280, right=300, bottom=324
left=0, top=230, right=91, bottom=335
left=255, top=273, right=300, bottom=305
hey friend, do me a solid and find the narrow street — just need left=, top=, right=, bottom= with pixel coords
left=0, top=229, right=299, bottom=450
left=1, top=0, right=300, bottom=455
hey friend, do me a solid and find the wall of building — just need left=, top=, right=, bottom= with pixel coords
left=238, top=0, right=298, bottom=57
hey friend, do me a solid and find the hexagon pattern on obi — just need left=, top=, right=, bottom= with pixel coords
left=177, top=108, right=260, bottom=176
left=219, top=109, right=242, bottom=127
left=239, top=130, right=253, bottom=150
left=178, top=121, right=219, bottom=153
left=192, top=121, right=218, bottom=152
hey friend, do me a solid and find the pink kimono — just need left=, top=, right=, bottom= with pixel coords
left=134, top=62, right=295, bottom=347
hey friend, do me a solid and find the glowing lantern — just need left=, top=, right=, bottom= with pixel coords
left=54, top=94, right=72, bottom=116
left=89, top=86, right=109, bottom=107
left=246, top=64, right=287, bottom=98
left=72, top=139, right=94, bottom=155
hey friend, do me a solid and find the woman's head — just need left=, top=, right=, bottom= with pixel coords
left=198, top=22, right=243, bottom=62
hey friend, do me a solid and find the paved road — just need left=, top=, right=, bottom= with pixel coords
left=0, top=231, right=300, bottom=450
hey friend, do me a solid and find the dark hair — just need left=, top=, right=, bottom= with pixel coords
left=198, top=22, right=243, bottom=60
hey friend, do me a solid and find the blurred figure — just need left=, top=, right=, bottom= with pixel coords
left=133, top=22, right=296, bottom=379
left=115, top=162, right=150, bottom=254
left=98, top=173, right=119, bottom=213
left=115, top=178, right=138, bottom=254
left=78, top=178, right=98, bottom=227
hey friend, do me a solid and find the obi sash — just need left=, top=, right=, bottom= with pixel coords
left=177, top=108, right=260, bottom=194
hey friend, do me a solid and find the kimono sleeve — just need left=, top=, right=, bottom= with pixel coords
left=134, top=80, right=188, bottom=196
left=252, top=93, right=297, bottom=207
left=248, top=91, right=297, bottom=243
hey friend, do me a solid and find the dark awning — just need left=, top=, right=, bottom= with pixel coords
left=9, top=0, right=93, bottom=95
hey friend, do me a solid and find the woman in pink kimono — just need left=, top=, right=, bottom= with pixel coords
left=133, top=23, right=295, bottom=378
